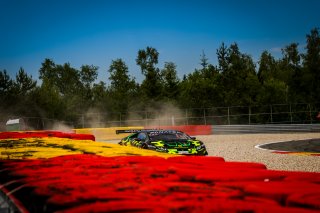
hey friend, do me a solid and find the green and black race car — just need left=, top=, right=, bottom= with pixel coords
left=116, top=129, right=208, bottom=155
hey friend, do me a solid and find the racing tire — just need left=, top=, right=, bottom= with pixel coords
left=141, top=143, right=148, bottom=149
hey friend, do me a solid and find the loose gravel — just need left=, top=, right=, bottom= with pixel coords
left=197, top=133, right=320, bottom=172
left=104, top=133, right=320, bottom=172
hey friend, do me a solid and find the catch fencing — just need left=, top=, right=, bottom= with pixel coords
left=1, top=103, right=319, bottom=131
left=76, top=103, right=320, bottom=128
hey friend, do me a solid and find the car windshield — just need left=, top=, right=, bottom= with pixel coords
left=149, top=132, right=190, bottom=141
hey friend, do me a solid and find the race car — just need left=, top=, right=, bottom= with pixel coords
left=116, top=129, right=208, bottom=155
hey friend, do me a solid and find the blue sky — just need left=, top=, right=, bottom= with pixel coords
left=1, top=0, right=319, bottom=83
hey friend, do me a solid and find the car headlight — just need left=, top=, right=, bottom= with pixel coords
left=196, top=144, right=206, bottom=150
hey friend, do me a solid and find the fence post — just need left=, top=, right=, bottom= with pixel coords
left=186, top=109, right=188, bottom=125
left=145, top=111, right=148, bottom=127
left=227, top=107, right=230, bottom=125
left=171, top=116, right=175, bottom=126
left=309, top=104, right=312, bottom=124
left=290, top=104, right=293, bottom=124
left=270, top=105, right=273, bottom=123
left=249, top=106, right=251, bottom=125
left=158, top=111, right=161, bottom=126
left=82, top=114, right=85, bottom=128
left=42, top=119, right=45, bottom=130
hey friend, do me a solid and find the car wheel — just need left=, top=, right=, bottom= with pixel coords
left=141, top=143, right=148, bottom=149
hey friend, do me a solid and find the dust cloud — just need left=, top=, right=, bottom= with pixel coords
left=125, top=102, right=186, bottom=127
left=50, top=121, right=74, bottom=132
left=1, top=103, right=186, bottom=131
left=80, top=108, right=111, bottom=128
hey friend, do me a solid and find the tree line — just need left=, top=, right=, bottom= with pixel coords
left=1, top=28, right=319, bottom=127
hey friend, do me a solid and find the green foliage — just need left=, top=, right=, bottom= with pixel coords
left=199, top=51, right=209, bottom=70
left=136, top=46, right=159, bottom=75
left=303, top=28, right=320, bottom=102
left=38, top=59, right=100, bottom=121
left=279, top=43, right=303, bottom=102
left=216, top=42, right=229, bottom=73
left=0, top=68, right=40, bottom=120
left=32, top=84, right=65, bottom=119
left=179, top=58, right=222, bottom=108
left=136, top=47, right=162, bottom=102
left=258, top=51, right=278, bottom=84
left=257, top=78, right=288, bottom=104
left=78, top=65, right=99, bottom=109
left=1, top=28, right=320, bottom=127
left=219, top=43, right=259, bottom=106
left=160, top=62, right=180, bottom=101
left=13, top=68, right=37, bottom=95
left=0, top=70, right=14, bottom=107
left=108, top=59, right=136, bottom=113
left=39, top=58, right=56, bottom=86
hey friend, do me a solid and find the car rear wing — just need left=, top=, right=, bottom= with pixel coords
left=115, top=129, right=143, bottom=134
left=115, top=129, right=163, bottom=134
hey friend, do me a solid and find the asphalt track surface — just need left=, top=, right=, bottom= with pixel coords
left=259, top=138, right=320, bottom=152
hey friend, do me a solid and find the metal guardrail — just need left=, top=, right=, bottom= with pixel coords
left=212, top=124, right=320, bottom=134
